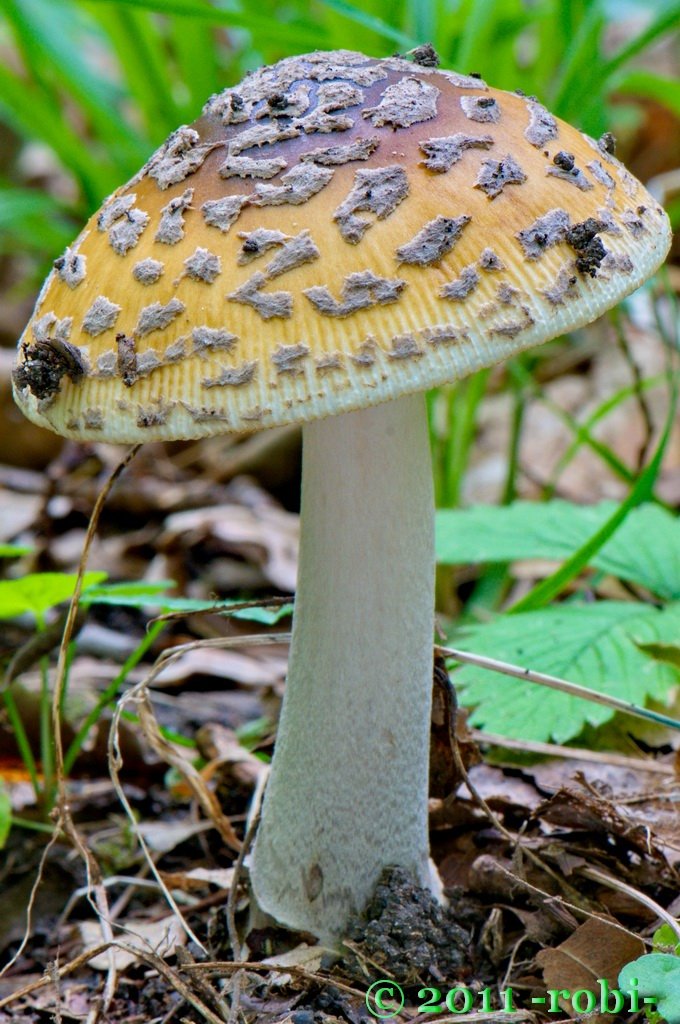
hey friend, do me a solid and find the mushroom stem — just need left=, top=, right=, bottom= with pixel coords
left=250, top=392, right=436, bottom=942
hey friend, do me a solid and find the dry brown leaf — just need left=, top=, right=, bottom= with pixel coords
left=137, top=819, right=212, bottom=853
left=160, top=866, right=234, bottom=893
left=465, top=762, right=543, bottom=811
left=136, top=691, right=241, bottom=851
left=535, top=784, right=672, bottom=870
left=79, top=916, right=186, bottom=970
left=153, top=644, right=288, bottom=687
left=0, top=488, right=42, bottom=541
left=9, top=980, right=94, bottom=1018
left=536, top=917, right=644, bottom=1019
left=262, top=943, right=325, bottom=978
left=161, top=503, right=298, bottom=591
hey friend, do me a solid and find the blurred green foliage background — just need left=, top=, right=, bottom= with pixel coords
left=0, top=0, right=677, bottom=504
left=0, top=0, right=678, bottom=278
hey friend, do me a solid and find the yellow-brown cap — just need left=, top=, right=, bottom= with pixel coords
left=13, top=49, right=672, bottom=441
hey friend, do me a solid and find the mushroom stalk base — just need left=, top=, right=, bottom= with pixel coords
left=250, top=394, right=435, bottom=943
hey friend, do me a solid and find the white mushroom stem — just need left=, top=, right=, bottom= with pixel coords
left=250, top=392, right=436, bottom=943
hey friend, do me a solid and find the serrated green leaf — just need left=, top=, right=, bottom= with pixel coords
left=638, top=642, right=680, bottom=670
left=436, top=502, right=680, bottom=600
left=450, top=601, right=680, bottom=742
left=0, top=572, right=107, bottom=619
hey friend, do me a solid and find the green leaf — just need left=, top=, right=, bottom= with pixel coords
left=148, top=596, right=294, bottom=624
left=450, top=601, right=680, bottom=743
left=654, top=925, right=680, bottom=955
left=80, top=580, right=177, bottom=606
left=0, top=572, right=108, bottom=620
left=81, top=582, right=293, bottom=623
left=436, top=502, right=680, bottom=599
left=0, top=784, right=11, bottom=849
left=232, top=603, right=293, bottom=624
left=0, top=544, right=32, bottom=558
left=619, top=953, right=680, bottom=1024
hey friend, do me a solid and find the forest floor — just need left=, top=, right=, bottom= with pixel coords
left=0, top=283, right=679, bottom=1021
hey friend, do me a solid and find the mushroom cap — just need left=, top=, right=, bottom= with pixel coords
left=13, top=49, right=672, bottom=441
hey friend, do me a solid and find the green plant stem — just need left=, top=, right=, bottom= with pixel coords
left=120, top=708, right=196, bottom=749
left=2, top=690, right=40, bottom=802
left=502, top=371, right=525, bottom=505
left=506, top=358, right=669, bottom=500
left=33, top=610, right=55, bottom=811
left=39, top=656, right=54, bottom=809
left=9, top=815, right=60, bottom=834
left=436, top=371, right=489, bottom=508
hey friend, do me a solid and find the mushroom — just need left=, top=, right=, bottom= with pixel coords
left=13, top=49, right=671, bottom=943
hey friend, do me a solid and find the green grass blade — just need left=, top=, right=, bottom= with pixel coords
left=63, top=619, right=166, bottom=774
left=600, top=3, right=680, bottom=82
left=454, top=0, right=501, bottom=75
left=2, top=691, right=41, bottom=803
left=0, top=64, right=116, bottom=202
left=612, top=70, right=680, bottom=119
left=509, top=392, right=676, bottom=613
left=88, top=5, right=181, bottom=140
left=545, top=373, right=670, bottom=497
left=315, top=0, right=417, bottom=48
left=4, top=0, right=148, bottom=170
left=84, top=0, right=327, bottom=49
left=554, top=1, right=680, bottom=120
left=406, top=0, right=437, bottom=44
left=0, top=785, right=10, bottom=849
left=550, top=2, right=607, bottom=117
left=168, top=15, right=220, bottom=120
